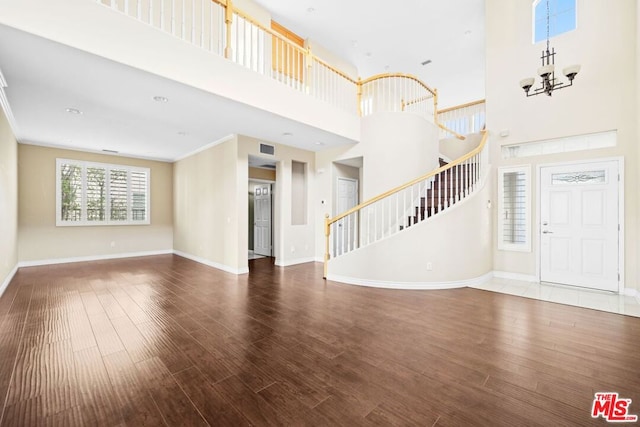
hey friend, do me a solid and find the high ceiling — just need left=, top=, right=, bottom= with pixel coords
left=253, top=0, right=486, bottom=108
left=0, top=1, right=485, bottom=162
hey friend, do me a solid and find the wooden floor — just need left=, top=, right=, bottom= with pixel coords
left=0, top=255, right=639, bottom=426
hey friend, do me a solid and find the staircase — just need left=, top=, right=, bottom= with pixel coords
left=402, top=159, right=478, bottom=229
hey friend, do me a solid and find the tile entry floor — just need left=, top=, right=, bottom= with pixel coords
left=472, top=277, right=640, bottom=318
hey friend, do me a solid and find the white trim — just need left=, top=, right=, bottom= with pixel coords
left=0, top=68, right=21, bottom=140
left=19, top=141, right=171, bottom=163
left=173, top=250, right=249, bottom=275
left=18, top=250, right=173, bottom=268
left=493, top=271, right=538, bottom=282
left=173, top=134, right=235, bottom=162
left=56, top=158, right=151, bottom=226
left=536, top=157, right=625, bottom=293
left=622, top=288, right=638, bottom=299
left=274, top=257, right=317, bottom=267
left=0, top=264, right=19, bottom=298
left=326, top=272, right=493, bottom=290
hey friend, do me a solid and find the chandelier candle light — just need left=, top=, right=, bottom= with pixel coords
left=520, top=0, right=580, bottom=96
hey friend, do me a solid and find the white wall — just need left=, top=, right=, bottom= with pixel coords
left=486, top=0, right=638, bottom=290
left=0, top=106, right=18, bottom=293
left=361, top=113, right=439, bottom=199
left=440, top=133, right=483, bottom=162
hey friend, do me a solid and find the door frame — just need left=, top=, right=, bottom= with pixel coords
left=335, top=177, right=359, bottom=255
left=250, top=178, right=275, bottom=258
left=536, top=157, right=625, bottom=292
left=335, top=177, right=359, bottom=215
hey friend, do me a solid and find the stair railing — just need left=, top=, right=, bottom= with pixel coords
left=438, top=99, right=486, bottom=139
left=323, top=130, right=489, bottom=278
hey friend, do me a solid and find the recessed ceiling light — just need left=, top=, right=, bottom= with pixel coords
left=65, top=108, right=82, bottom=115
left=283, top=132, right=293, bottom=136
left=153, top=96, right=169, bottom=102
left=307, top=7, right=315, bottom=12
left=421, top=59, right=432, bottom=66
left=365, top=52, right=373, bottom=58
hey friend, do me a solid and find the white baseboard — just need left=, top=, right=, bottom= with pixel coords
left=326, top=272, right=493, bottom=290
left=274, top=257, right=317, bottom=267
left=173, top=250, right=249, bottom=275
left=0, top=264, right=19, bottom=299
left=18, top=250, right=174, bottom=268
left=492, top=271, right=538, bottom=283
left=622, top=288, right=639, bottom=303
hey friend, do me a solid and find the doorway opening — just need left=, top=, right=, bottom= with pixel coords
left=333, top=158, right=362, bottom=256
left=249, top=155, right=276, bottom=261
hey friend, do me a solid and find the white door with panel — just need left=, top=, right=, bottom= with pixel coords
left=335, top=178, right=358, bottom=256
left=254, top=185, right=272, bottom=257
left=540, top=161, right=619, bottom=291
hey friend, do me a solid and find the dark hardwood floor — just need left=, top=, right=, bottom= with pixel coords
left=0, top=255, right=639, bottom=426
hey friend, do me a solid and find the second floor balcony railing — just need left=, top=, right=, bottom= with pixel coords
left=97, top=0, right=453, bottom=125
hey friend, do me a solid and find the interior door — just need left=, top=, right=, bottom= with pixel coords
left=335, top=178, right=358, bottom=256
left=254, top=185, right=272, bottom=257
left=540, top=161, right=619, bottom=291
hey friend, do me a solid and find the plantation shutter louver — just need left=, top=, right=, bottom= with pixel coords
left=86, top=167, right=106, bottom=221
left=109, top=168, right=129, bottom=221
left=60, top=163, right=82, bottom=222
left=130, top=170, right=148, bottom=221
left=503, top=171, right=526, bottom=244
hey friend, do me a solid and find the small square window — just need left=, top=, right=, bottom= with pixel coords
left=533, top=0, right=576, bottom=43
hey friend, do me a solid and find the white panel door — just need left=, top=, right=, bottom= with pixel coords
left=335, top=178, right=358, bottom=256
left=254, top=185, right=272, bottom=257
left=540, top=161, right=619, bottom=291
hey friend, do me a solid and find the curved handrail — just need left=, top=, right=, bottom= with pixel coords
left=361, top=73, right=437, bottom=97
left=327, top=130, right=487, bottom=226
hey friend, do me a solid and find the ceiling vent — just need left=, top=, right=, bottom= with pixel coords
left=260, top=143, right=275, bottom=155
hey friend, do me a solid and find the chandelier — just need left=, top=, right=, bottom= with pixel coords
left=519, top=0, right=580, bottom=97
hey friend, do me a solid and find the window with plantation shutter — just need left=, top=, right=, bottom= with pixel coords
left=56, top=159, right=150, bottom=226
left=498, top=165, right=531, bottom=252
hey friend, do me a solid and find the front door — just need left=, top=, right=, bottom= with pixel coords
left=254, top=185, right=272, bottom=257
left=540, top=161, right=619, bottom=291
left=335, top=178, right=358, bottom=256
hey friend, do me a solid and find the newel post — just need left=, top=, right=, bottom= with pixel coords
left=224, top=0, right=234, bottom=59
left=356, top=77, right=363, bottom=116
left=323, top=214, right=330, bottom=279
